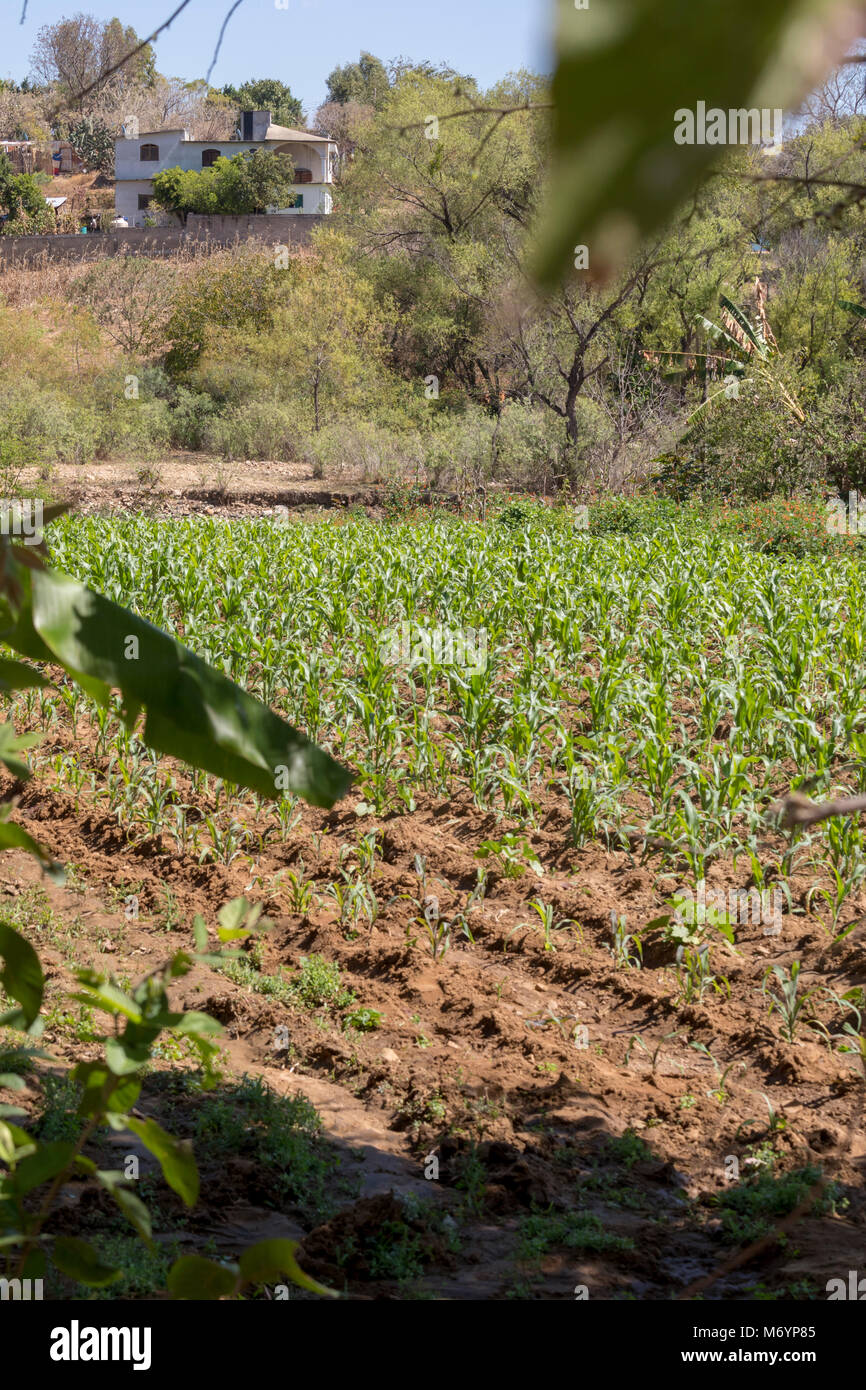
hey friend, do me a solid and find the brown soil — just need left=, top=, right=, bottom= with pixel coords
left=24, top=454, right=445, bottom=520
left=3, top=710, right=864, bottom=1300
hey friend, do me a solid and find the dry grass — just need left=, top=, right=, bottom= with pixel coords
left=0, top=239, right=230, bottom=310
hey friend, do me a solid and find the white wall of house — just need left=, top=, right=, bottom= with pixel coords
left=114, top=127, right=336, bottom=226
left=114, top=178, right=163, bottom=226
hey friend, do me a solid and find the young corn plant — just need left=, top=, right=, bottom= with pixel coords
left=475, top=833, right=543, bottom=880
left=417, top=895, right=450, bottom=963
left=284, top=861, right=320, bottom=914
left=608, top=911, right=642, bottom=969
left=761, top=960, right=859, bottom=1043
left=689, top=1041, right=745, bottom=1105
left=805, top=816, right=866, bottom=934
left=326, top=870, right=378, bottom=934
left=674, top=943, right=729, bottom=1004
left=527, top=898, right=572, bottom=953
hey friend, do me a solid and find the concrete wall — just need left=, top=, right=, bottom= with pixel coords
left=183, top=212, right=329, bottom=240
left=0, top=214, right=330, bottom=265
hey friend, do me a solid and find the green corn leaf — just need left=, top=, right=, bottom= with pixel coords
left=1, top=560, right=351, bottom=807
left=0, top=923, right=44, bottom=1030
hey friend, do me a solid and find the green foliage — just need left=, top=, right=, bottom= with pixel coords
left=0, top=533, right=350, bottom=803
left=198, top=232, right=393, bottom=435
left=0, top=150, right=53, bottom=235
left=588, top=495, right=683, bottom=535
left=535, top=0, right=841, bottom=283
left=182, top=1074, right=351, bottom=1224
left=287, top=955, right=355, bottom=1014
left=714, top=1164, right=839, bottom=1244
left=152, top=149, right=295, bottom=220
left=344, top=1007, right=383, bottom=1032
left=518, top=1208, right=635, bottom=1261
left=713, top=496, right=847, bottom=556
left=0, top=900, right=332, bottom=1296
left=168, top=1239, right=336, bottom=1301
left=475, top=833, right=543, bottom=879
left=221, top=78, right=304, bottom=129
left=68, top=117, right=114, bottom=175
left=326, top=52, right=390, bottom=109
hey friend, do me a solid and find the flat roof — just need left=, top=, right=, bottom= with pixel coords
left=123, top=128, right=333, bottom=144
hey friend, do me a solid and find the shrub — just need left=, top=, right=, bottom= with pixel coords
left=712, top=494, right=852, bottom=557
left=588, top=494, right=684, bottom=535
left=204, top=400, right=305, bottom=461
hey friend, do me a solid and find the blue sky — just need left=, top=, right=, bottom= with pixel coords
left=6, top=0, right=552, bottom=120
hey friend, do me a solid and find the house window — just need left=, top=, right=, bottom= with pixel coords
left=139, top=143, right=159, bottom=161
left=201, top=148, right=221, bottom=167
left=295, top=168, right=312, bottom=184
left=137, top=194, right=153, bottom=210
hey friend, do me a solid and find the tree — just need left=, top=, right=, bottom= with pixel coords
left=152, top=150, right=295, bottom=222
left=338, top=70, right=542, bottom=399
left=222, top=78, right=304, bottom=129
left=71, top=255, right=177, bottom=355
left=88, top=77, right=235, bottom=143
left=312, top=100, right=373, bottom=165
left=30, top=13, right=154, bottom=102
left=201, top=235, right=392, bottom=431
left=0, top=150, right=53, bottom=235
left=325, top=52, right=390, bottom=109
left=0, top=83, right=44, bottom=142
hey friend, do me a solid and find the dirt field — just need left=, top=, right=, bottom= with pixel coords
left=2, top=605, right=863, bottom=1296
left=22, top=454, right=412, bottom=520
left=1, top=480, right=864, bottom=1302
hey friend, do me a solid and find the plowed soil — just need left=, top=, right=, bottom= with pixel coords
left=4, top=715, right=865, bottom=1300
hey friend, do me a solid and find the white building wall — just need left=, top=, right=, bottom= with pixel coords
left=114, top=178, right=161, bottom=225
left=115, top=134, right=335, bottom=226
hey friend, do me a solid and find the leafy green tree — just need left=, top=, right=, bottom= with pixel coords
left=0, top=150, right=53, bottom=235
left=201, top=233, right=393, bottom=431
left=221, top=78, right=304, bottom=129
left=152, top=150, right=295, bottom=222
left=325, top=52, right=390, bottom=109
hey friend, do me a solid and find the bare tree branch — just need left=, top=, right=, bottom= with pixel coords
left=45, top=0, right=195, bottom=117
left=39, top=0, right=250, bottom=126
left=771, top=793, right=866, bottom=829
left=205, top=0, right=246, bottom=85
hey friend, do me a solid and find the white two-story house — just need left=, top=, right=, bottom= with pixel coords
left=114, top=110, right=336, bottom=226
